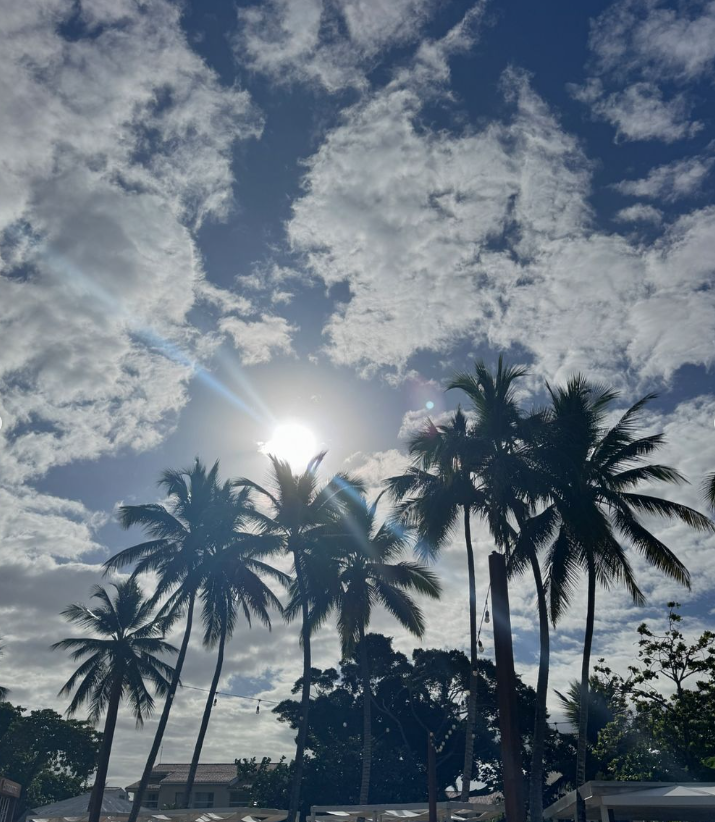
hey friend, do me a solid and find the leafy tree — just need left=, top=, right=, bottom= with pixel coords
left=104, top=459, right=228, bottom=822
left=0, top=703, right=101, bottom=820
left=183, top=486, right=286, bottom=807
left=234, top=757, right=292, bottom=808
left=270, top=635, right=540, bottom=817
left=540, top=378, right=712, bottom=820
left=291, top=492, right=440, bottom=803
left=52, top=580, right=176, bottom=822
left=594, top=603, right=715, bottom=780
left=235, top=454, right=364, bottom=822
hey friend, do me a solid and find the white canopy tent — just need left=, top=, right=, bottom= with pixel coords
left=309, top=801, right=503, bottom=822
left=543, top=781, right=715, bottom=822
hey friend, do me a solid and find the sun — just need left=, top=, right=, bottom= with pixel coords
left=261, top=422, right=319, bottom=472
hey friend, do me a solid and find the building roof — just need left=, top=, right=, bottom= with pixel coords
left=27, top=789, right=152, bottom=819
left=126, top=765, right=241, bottom=792
left=544, top=781, right=715, bottom=821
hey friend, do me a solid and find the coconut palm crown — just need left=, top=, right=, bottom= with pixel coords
left=539, top=377, right=713, bottom=817
left=52, top=580, right=176, bottom=822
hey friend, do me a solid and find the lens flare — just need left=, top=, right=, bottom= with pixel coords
left=261, top=422, right=318, bottom=472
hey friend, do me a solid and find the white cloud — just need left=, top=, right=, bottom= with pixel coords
left=235, top=0, right=442, bottom=91
left=219, top=315, right=297, bottom=366
left=614, top=203, right=663, bottom=223
left=589, top=0, right=715, bottom=82
left=0, top=0, right=265, bottom=487
left=571, top=80, right=700, bottom=143
left=287, top=58, right=715, bottom=386
left=614, top=154, right=715, bottom=201
left=574, top=0, right=715, bottom=142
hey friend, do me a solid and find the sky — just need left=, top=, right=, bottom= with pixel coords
left=1, top=0, right=715, bottom=793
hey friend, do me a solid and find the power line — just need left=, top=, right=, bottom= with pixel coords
left=181, top=684, right=280, bottom=706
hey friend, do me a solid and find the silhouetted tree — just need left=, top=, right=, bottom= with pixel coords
left=235, top=454, right=363, bottom=822
left=52, top=581, right=175, bottom=822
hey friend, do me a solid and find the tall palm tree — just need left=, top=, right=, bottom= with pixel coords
left=385, top=409, right=484, bottom=801
left=52, top=580, right=176, bottom=822
left=235, top=454, right=364, bottom=822
left=290, top=492, right=441, bottom=803
left=104, top=459, right=228, bottom=822
left=448, top=358, right=553, bottom=822
left=541, top=378, right=713, bottom=822
left=182, top=487, right=287, bottom=808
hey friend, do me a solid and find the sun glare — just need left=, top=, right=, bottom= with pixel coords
left=261, top=422, right=319, bottom=472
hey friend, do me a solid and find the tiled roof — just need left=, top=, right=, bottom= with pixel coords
left=126, top=764, right=239, bottom=791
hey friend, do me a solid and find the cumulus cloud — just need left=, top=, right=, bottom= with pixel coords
left=589, top=0, right=715, bottom=82
left=613, top=154, right=715, bottom=201
left=614, top=203, right=663, bottom=223
left=571, top=80, right=701, bottom=143
left=572, top=0, right=715, bottom=142
left=219, top=314, right=297, bottom=365
left=235, top=0, right=442, bottom=91
left=0, top=0, right=267, bottom=488
left=286, top=54, right=715, bottom=386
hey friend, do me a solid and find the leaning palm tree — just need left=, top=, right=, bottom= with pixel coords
left=289, top=492, right=441, bottom=803
left=448, top=358, right=553, bottom=821
left=541, top=378, right=713, bottom=822
left=104, top=459, right=227, bottom=822
left=182, top=487, right=287, bottom=808
left=235, top=454, right=364, bottom=822
left=52, top=580, right=176, bottom=822
left=385, top=408, right=485, bottom=800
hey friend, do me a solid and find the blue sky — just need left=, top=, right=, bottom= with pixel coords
left=1, top=0, right=715, bottom=789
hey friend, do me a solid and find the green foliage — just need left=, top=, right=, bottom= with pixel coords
left=261, top=634, right=540, bottom=816
left=0, top=702, right=101, bottom=816
left=591, top=604, right=715, bottom=781
left=234, top=757, right=293, bottom=808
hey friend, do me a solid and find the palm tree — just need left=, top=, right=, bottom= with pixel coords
left=52, top=580, right=176, bottom=822
left=703, top=473, right=715, bottom=510
left=541, top=378, right=713, bottom=822
left=104, top=459, right=228, bottom=822
left=235, top=454, right=364, bottom=822
left=448, top=358, right=552, bottom=821
left=290, top=492, right=441, bottom=803
left=385, top=409, right=484, bottom=801
left=182, top=487, right=287, bottom=808
left=0, top=642, right=9, bottom=701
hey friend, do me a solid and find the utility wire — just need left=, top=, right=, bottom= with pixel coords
left=181, top=684, right=280, bottom=706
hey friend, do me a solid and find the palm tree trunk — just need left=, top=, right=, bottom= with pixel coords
left=288, top=553, right=311, bottom=822
left=358, top=626, right=372, bottom=805
left=527, top=553, right=549, bottom=822
left=460, top=505, right=478, bottom=802
left=183, top=621, right=227, bottom=808
left=127, top=593, right=196, bottom=822
left=88, top=674, right=124, bottom=822
left=575, top=558, right=596, bottom=822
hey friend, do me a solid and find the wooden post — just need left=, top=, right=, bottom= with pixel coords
left=488, top=551, right=526, bottom=822
left=427, top=733, right=437, bottom=822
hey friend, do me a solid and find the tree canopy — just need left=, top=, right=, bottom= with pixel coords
left=0, top=702, right=101, bottom=818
